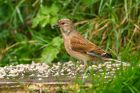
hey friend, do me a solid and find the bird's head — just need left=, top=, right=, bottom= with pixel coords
left=58, top=18, right=74, bottom=35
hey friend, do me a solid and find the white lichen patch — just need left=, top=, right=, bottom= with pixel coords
left=0, top=61, right=131, bottom=80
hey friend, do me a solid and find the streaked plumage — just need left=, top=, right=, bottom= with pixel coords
left=58, top=18, right=112, bottom=62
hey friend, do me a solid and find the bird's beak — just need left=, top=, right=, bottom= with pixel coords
left=52, top=23, right=59, bottom=29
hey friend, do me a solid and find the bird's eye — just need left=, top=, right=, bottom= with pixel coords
left=60, top=22, right=65, bottom=25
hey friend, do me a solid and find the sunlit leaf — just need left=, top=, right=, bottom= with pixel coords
left=50, top=4, right=59, bottom=15
left=50, top=17, right=58, bottom=26
left=81, top=0, right=97, bottom=6
left=32, top=5, right=59, bottom=28
left=41, top=37, right=63, bottom=64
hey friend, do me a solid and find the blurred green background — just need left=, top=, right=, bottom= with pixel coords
left=0, top=0, right=140, bottom=66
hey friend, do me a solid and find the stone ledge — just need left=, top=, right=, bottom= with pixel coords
left=0, top=61, right=130, bottom=92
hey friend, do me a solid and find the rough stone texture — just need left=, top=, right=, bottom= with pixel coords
left=0, top=61, right=131, bottom=92
left=0, top=61, right=130, bottom=80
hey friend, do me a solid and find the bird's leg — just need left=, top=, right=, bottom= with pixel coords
left=80, top=60, right=88, bottom=70
left=83, top=61, right=91, bottom=74
left=84, top=61, right=88, bottom=67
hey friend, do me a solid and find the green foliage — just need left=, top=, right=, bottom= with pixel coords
left=32, top=4, right=59, bottom=28
left=0, top=0, right=140, bottom=92
left=0, top=0, right=139, bottom=64
left=81, top=0, right=98, bottom=6
left=0, top=0, right=139, bottom=63
left=41, top=37, right=63, bottom=64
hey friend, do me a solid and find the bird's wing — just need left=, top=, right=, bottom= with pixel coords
left=70, top=35, right=112, bottom=58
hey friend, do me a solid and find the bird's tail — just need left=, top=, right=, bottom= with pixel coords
left=104, top=58, right=124, bottom=63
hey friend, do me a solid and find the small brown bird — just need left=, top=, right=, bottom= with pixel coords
left=57, top=18, right=113, bottom=64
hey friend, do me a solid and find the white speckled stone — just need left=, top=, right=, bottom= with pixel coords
left=0, top=61, right=132, bottom=79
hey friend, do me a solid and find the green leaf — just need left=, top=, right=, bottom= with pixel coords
left=40, top=16, right=50, bottom=28
left=41, top=37, right=63, bottom=64
left=50, top=4, right=59, bottom=15
left=50, top=17, right=58, bottom=26
left=32, top=15, right=43, bottom=28
left=40, top=6, right=50, bottom=15
left=81, top=0, right=97, bottom=6
left=32, top=5, right=59, bottom=28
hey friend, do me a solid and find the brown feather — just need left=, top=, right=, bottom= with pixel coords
left=70, top=34, right=106, bottom=57
left=58, top=18, right=112, bottom=62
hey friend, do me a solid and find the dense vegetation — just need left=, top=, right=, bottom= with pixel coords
left=0, top=0, right=140, bottom=92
